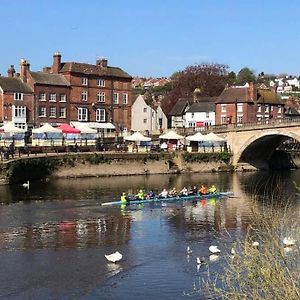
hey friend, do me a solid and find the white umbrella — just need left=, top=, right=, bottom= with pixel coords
left=32, top=123, right=62, bottom=133
left=186, top=132, right=206, bottom=142
left=0, top=122, right=25, bottom=133
left=159, top=130, right=184, bottom=140
left=124, top=131, right=151, bottom=142
left=72, top=123, right=97, bottom=134
left=204, top=132, right=225, bottom=142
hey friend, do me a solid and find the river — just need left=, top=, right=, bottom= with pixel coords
left=0, top=171, right=299, bottom=299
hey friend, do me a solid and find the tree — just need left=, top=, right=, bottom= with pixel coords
left=236, top=67, right=256, bottom=85
left=163, top=63, right=229, bottom=113
left=227, top=71, right=237, bottom=85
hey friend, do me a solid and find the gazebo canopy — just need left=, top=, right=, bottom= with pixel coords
left=72, top=123, right=97, bottom=134
left=124, top=131, right=151, bottom=142
left=32, top=123, right=62, bottom=133
left=0, top=122, right=25, bottom=133
left=58, top=124, right=81, bottom=134
left=204, top=132, right=225, bottom=142
left=186, top=132, right=206, bottom=142
left=159, top=130, right=184, bottom=140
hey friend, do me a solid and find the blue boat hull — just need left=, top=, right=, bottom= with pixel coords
left=101, top=192, right=233, bottom=206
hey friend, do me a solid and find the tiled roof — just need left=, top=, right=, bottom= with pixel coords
left=60, top=62, right=132, bottom=79
left=257, top=89, right=283, bottom=105
left=29, top=71, right=70, bottom=86
left=216, top=87, right=251, bottom=103
left=0, top=77, right=33, bottom=93
left=186, top=101, right=216, bottom=113
left=168, top=98, right=192, bottom=116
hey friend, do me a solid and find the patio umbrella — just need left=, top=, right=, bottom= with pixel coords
left=0, top=122, right=25, bottom=133
left=58, top=124, right=81, bottom=134
left=32, top=123, right=62, bottom=133
left=159, top=130, right=184, bottom=140
left=204, top=132, right=225, bottom=142
left=186, top=132, right=206, bottom=142
left=72, top=123, right=97, bottom=134
left=124, top=131, right=151, bottom=142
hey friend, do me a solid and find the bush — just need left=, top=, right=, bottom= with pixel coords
left=183, top=152, right=231, bottom=163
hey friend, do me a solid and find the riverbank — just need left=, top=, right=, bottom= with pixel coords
left=0, top=151, right=233, bottom=184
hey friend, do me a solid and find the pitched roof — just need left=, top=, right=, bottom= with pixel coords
left=59, top=62, right=132, bottom=79
left=216, top=87, right=251, bottom=103
left=186, top=101, right=215, bottom=113
left=29, top=71, right=70, bottom=86
left=168, top=98, right=192, bottom=116
left=0, top=77, right=33, bottom=93
left=257, top=89, right=283, bottom=105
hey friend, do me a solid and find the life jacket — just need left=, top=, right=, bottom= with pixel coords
left=209, top=186, right=217, bottom=194
left=120, top=194, right=127, bottom=202
left=200, top=186, right=207, bottom=194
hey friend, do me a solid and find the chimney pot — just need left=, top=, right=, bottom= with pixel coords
left=96, top=58, right=108, bottom=68
left=52, top=52, right=62, bottom=73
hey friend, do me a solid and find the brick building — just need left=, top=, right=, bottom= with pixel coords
left=0, top=65, right=34, bottom=130
left=215, top=83, right=284, bottom=125
left=50, top=53, right=132, bottom=131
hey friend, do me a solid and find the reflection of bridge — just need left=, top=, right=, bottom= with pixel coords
left=181, top=119, right=300, bottom=170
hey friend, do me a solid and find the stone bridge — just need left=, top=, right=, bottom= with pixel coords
left=220, top=120, right=300, bottom=170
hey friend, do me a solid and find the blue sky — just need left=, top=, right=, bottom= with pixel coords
left=1, top=0, right=299, bottom=77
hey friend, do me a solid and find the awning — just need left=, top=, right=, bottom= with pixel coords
left=72, top=122, right=115, bottom=129
left=124, top=131, right=151, bottom=142
left=0, top=122, right=25, bottom=133
left=196, top=121, right=204, bottom=127
left=159, top=130, right=184, bottom=140
left=32, top=123, right=62, bottom=133
left=58, top=124, right=81, bottom=134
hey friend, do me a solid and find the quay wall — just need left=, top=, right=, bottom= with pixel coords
left=0, top=152, right=232, bottom=184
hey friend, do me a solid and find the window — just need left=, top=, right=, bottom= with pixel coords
left=78, top=107, right=88, bottom=121
left=237, top=103, right=243, bottom=112
left=143, top=107, right=147, bottom=113
left=39, top=93, right=46, bottom=101
left=221, top=104, right=226, bottom=113
left=60, top=94, right=66, bottom=102
left=122, top=93, right=128, bottom=105
left=81, top=90, right=88, bottom=101
left=15, top=123, right=25, bottom=129
left=143, top=119, right=147, bottom=123
left=257, top=105, right=261, bottom=112
left=221, top=116, right=227, bottom=124
left=14, top=93, right=23, bottom=101
left=97, top=79, right=105, bottom=87
left=278, top=106, right=282, bottom=113
left=39, top=107, right=46, bottom=117
left=271, top=106, right=274, bottom=112
left=206, top=112, right=209, bottom=118
left=82, top=77, right=88, bottom=86
left=113, top=93, right=119, bottom=104
left=97, top=92, right=105, bottom=102
left=114, top=82, right=119, bottom=89
left=49, top=93, right=56, bottom=102
left=14, top=106, right=26, bottom=118
left=237, top=116, right=243, bottom=123
left=96, top=108, right=106, bottom=122
left=265, top=105, right=269, bottom=113
left=59, top=107, right=66, bottom=118
left=191, top=113, right=194, bottom=119
left=49, top=107, right=56, bottom=118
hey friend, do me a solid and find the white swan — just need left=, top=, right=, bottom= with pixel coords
left=209, top=245, right=221, bottom=254
left=22, top=180, right=29, bottom=189
left=252, top=241, right=259, bottom=247
left=105, top=251, right=122, bottom=263
left=209, top=254, right=220, bottom=262
left=187, top=246, right=192, bottom=254
left=283, top=237, right=296, bottom=247
left=231, top=248, right=236, bottom=255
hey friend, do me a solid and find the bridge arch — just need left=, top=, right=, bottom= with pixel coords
left=235, top=130, right=300, bottom=169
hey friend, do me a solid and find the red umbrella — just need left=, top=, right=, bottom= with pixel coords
left=58, top=124, right=81, bottom=134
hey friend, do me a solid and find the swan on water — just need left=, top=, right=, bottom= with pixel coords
left=283, top=237, right=296, bottom=247
left=231, top=248, right=236, bottom=255
left=187, top=246, right=193, bottom=254
left=105, top=251, right=122, bottom=263
left=252, top=241, right=259, bottom=247
left=209, top=245, right=221, bottom=254
left=22, top=180, right=29, bottom=188
left=209, top=254, right=220, bottom=262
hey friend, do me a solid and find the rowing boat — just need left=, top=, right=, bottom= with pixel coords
left=101, top=192, right=233, bottom=206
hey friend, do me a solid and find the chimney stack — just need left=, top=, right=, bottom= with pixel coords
left=52, top=51, right=61, bottom=74
left=193, top=88, right=201, bottom=102
left=20, top=59, right=30, bottom=82
left=7, top=65, right=16, bottom=78
left=249, top=82, right=257, bottom=101
left=96, top=58, right=108, bottom=68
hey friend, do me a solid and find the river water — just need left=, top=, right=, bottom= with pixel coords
left=0, top=171, right=299, bottom=299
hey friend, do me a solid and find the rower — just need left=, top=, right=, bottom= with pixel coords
left=199, top=185, right=208, bottom=195
left=208, top=185, right=217, bottom=194
left=179, top=187, right=188, bottom=196
left=159, top=188, right=168, bottom=198
left=120, top=192, right=127, bottom=203
left=137, top=189, right=144, bottom=200
left=168, top=187, right=177, bottom=197
left=189, top=186, right=198, bottom=195
left=146, top=190, right=156, bottom=199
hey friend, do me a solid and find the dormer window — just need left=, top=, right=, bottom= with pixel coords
left=82, top=77, right=88, bottom=86
left=14, top=93, right=23, bottom=101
